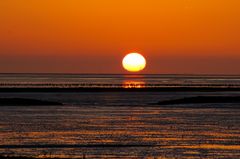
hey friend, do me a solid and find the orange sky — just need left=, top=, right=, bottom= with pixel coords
left=0, top=0, right=240, bottom=74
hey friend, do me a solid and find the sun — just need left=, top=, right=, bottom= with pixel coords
left=122, top=53, right=146, bottom=72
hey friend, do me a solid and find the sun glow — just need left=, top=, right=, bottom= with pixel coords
left=122, top=53, right=146, bottom=72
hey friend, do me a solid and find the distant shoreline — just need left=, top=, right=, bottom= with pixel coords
left=0, top=98, right=63, bottom=106
left=0, top=87, right=240, bottom=92
left=156, top=96, right=240, bottom=108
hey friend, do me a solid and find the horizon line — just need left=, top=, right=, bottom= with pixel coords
left=0, top=73, right=240, bottom=76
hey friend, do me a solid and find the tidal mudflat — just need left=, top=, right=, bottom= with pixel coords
left=0, top=101, right=239, bottom=158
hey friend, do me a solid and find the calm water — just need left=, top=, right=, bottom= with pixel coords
left=0, top=74, right=240, bottom=158
left=0, top=74, right=240, bottom=88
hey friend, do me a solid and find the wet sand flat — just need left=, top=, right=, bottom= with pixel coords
left=0, top=104, right=239, bottom=158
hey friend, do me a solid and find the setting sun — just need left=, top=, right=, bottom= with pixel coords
left=122, top=53, right=146, bottom=72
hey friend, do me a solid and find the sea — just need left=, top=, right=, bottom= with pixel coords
left=0, top=74, right=239, bottom=158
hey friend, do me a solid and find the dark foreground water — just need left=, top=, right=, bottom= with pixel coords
left=0, top=92, right=240, bottom=158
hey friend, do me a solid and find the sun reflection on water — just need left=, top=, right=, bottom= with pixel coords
left=122, top=81, right=146, bottom=88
